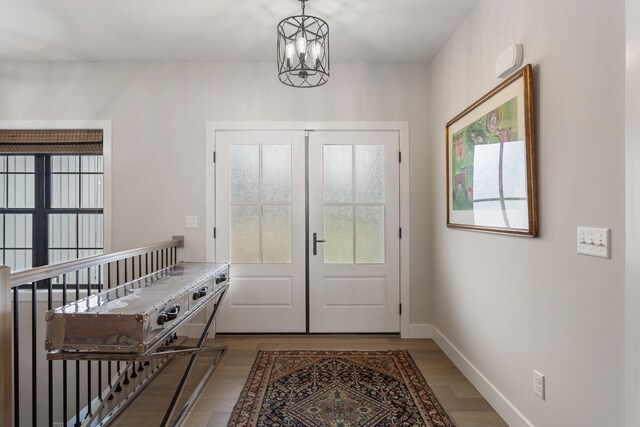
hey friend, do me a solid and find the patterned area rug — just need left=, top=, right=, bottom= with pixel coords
left=228, top=350, right=455, bottom=427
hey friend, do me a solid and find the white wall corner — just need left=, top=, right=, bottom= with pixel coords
left=404, top=323, right=433, bottom=339
left=627, top=2, right=640, bottom=426
left=431, top=326, right=534, bottom=427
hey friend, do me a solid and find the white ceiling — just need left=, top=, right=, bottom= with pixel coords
left=0, top=0, right=478, bottom=62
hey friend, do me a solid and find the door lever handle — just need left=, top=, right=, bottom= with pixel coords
left=313, top=233, right=326, bottom=256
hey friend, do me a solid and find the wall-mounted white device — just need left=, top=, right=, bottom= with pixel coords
left=534, top=369, right=545, bottom=400
left=495, top=43, right=524, bottom=78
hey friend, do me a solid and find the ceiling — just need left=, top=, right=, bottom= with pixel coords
left=0, top=0, right=479, bottom=62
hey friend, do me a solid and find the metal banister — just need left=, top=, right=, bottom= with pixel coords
left=2, top=236, right=185, bottom=427
left=10, top=236, right=184, bottom=288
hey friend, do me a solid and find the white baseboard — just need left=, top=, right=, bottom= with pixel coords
left=431, top=326, right=534, bottom=427
left=404, top=323, right=433, bottom=339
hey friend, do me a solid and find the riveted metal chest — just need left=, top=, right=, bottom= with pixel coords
left=45, top=262, right=229, bottom=354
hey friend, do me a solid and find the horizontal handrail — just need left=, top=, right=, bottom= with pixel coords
left=10, top=236, right=184, bottom=288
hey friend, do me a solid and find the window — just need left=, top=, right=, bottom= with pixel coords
left=0, top=154, right=104, bottom=274
left=0, top=128, right=105, bottom=277
left=49, top=155, right=104, bottom=265
left=0, top=156, right=35, bottom=271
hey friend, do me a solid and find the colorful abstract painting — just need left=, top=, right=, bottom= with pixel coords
left=451, top=97, right=519, bottom=211
left=446, top=64, right=537, bottom=236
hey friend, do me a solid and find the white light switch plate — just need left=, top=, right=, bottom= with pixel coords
left=577, top=227, right=610, bottom=259
left=185, top=216, right=199, bottom=229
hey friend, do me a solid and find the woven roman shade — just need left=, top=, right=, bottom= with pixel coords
left=0, top=129, right=103, bottom=154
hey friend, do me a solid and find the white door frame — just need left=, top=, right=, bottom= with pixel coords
left=205, top=121, right=411, bottom=338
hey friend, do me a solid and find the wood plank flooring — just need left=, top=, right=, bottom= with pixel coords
left=109, top=335, right=506, bottom=426
left=181, top=335, right=508, bottom=427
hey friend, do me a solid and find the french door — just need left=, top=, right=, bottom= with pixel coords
left=214, top=129, right=400, bottom=333
left=308, top=131, right=400, bottom=332
left=214, top=131, right=306, bottom=332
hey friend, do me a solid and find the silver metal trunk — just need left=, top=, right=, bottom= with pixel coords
left=45, top=262, right=229, bottom=354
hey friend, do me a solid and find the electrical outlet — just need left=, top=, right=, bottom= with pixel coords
left=577, top=227, right=610, bottom=259
left=534, top=370, right=545, bottom=400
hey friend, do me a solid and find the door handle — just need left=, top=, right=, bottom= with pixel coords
left=313, top=233, right=326, bottom=256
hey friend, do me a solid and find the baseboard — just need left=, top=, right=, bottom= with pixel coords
left=431, top=326, right=534, bottom=427
left=404, top=323, right=433, bottom=339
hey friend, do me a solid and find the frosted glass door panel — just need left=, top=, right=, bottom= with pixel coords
left=214, top=130, right=306, bottom=332
left=323, top=206, right=354, bottom=264
left=322, top=144, right=387, bottom=264
left=228, top=144, right=293, bottom=264
left=356, top=145, right=385, bottom=203
left=230, top=205, right=260, bottom=263
left=309, top=130, right=400, bottom=333
left=356, top=206, right=385, bottom=264
left=262, top=145, right=292, bottom=203
left=324, top=145, right=353, bottom=203
left=230, top=145, right=260, bottom=203
left=262, top=205, right=292, bottom=263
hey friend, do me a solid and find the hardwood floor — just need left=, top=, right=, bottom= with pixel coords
left=110, top=335, right=507, bottom=426
left=183, top=335, right=508, bottom=427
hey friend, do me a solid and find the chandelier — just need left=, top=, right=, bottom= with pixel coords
left=277, top=0, right=330, bottom=88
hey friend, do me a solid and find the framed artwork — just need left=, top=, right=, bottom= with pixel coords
left=446, top=64, right=537, bottom=237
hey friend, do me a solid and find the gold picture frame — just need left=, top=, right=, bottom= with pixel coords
left=446, top=64, right=537, bottom=237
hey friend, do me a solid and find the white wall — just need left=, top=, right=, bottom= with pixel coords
left=627, top=0, right=640, bottom=424
left=428, top=0, right=626, bottom=425
left=0, top=62, right=432, bottom=326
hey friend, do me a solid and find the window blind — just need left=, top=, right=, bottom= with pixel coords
left=0, top=129, right=103, bottom=154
